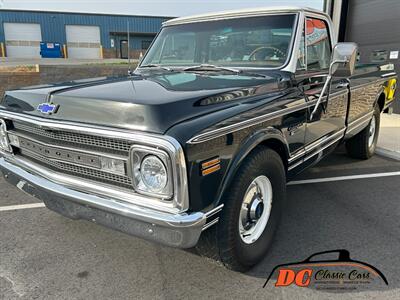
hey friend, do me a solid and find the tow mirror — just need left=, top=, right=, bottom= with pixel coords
left=330, top=42, right=358, bottom=77
left=310, top=42, right=358, bottom=120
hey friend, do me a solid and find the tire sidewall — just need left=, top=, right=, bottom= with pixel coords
left=218, top=148, right=286, bottom=268
left=367, top=106, right=381, bottom=156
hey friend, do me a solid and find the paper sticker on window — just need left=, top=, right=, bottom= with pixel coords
left=389, top=51, right=399, bottom=60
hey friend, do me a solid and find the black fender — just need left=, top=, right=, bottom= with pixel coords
left=373, top=86, right=385, bottom=111
left=214, top=127, right=289, bottom=206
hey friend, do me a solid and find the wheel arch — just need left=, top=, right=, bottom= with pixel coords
left=214, top=128, right=289, bottom=206
left=375, top=89, right=386, bottom=112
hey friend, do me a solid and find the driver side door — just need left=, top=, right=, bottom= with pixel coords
left=296, top=16, right=349, bottom=169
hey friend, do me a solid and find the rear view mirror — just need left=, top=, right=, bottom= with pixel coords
left=330, top=42, right=358, bottom=77
left=310, top=42, right=358, bottom=120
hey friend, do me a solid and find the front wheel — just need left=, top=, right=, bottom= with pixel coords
left=345, top=105, right=380, bottom=159
left=197, top=147, right=286, bottom=272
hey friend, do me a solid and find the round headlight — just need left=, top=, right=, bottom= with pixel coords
left=140, top=155, right=168, bottom=192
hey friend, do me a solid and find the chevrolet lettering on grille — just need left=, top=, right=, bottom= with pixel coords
left=19, top=137, right=101, bottom=169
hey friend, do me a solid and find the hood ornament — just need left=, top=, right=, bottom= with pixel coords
left=37, top=103, right=59, bottom=115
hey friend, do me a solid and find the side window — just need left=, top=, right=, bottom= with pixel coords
left=305, top=18, right=332, bottom=70
left=297, top=27, right=306, bottom=70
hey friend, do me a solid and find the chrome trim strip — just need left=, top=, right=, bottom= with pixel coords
left=288, top=131, right=344, bottom=171
left=204, top=204, right=224, bottom=218
left=0, top=111, right=189, bottom=213
left=188, top=89, right=346, bottom=145
left=288, top=128, right=345, bottom=170
left=202, top=218, right=219, bottom=231
left=305, top=128, right=346, bottom=152
left=288, top=158, right=304, bottom=171
left=381, top=72, right=396, bottom=78
left=350, top=77, right=394, bottom=92
left=346, top=111, right=374, bottom=134
left=288, top=149, right=306, bottom=163
left=188, top=102, right=309, bottom=144
left=303, top=134, right=343, bottom=163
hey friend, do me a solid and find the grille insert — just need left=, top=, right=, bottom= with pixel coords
left=13, top=121, right=132, bottom=155
left=19, top=149, right=133, bottom=189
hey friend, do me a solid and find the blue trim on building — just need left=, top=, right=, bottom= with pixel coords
left=0, top=10, right=172, bottom=50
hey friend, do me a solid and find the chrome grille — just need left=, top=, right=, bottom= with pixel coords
left=13, top=121, right=132, bottom=155
left=19, top=149, right=133, bottom=189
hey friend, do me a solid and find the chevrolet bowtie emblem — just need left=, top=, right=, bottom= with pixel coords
left=37, top=103, right=59, bottom=114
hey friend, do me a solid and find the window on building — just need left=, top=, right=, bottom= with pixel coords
left=305, top=18, right=332, bottom=70
left=370, top=50, right=388, bottom=63
left=141, top=40, right=152, bottom=50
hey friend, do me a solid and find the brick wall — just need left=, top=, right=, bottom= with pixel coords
left=102, top=47, right=145, bottom=59
left=0, top=64, right=136, bottom=99
left=0, top=72, right=41, bottom=99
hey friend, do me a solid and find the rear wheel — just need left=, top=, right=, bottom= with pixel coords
left=196, top=147, right=286, bottom=271
left=345, top=105, right=380, bottom=159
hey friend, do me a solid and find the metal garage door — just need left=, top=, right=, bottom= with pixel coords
left=66, top=25, right=101, bottom=59
left=4, top=23, right=42, bottom=58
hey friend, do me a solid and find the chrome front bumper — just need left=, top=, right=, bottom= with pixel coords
left=0, top=156, right=216, bottom=248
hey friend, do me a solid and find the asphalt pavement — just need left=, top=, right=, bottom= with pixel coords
left=1, top=147, right=400, bottom=299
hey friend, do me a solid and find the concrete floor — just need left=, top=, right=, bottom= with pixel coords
left=1, top=148, right=400, bottom=299
left=377, top=113, right=400, bottom=160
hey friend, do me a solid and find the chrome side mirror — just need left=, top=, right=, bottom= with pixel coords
left=310, top=42, right=358, bottom=120
left=330, top=42, right=358, bottom=77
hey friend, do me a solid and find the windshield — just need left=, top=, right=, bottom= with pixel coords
left=141, top=14, right=297, bottom=69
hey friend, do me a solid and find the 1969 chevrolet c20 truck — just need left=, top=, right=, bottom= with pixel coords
left=0, top=7, right=397, bottom=271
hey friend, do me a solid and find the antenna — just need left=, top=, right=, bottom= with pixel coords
left=127, top=20, right=132, bottom=75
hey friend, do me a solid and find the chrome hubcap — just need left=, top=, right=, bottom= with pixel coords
left=368, top=115, right=376, bottom=148
left=239, top=175, right=273, bottom=244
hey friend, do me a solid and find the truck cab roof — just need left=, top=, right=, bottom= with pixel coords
left=164, top=6, right=329, bottom=26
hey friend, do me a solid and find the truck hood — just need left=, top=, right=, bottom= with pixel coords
left=1, top=70, right=290, bottom=133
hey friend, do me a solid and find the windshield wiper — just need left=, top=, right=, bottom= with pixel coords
left=183, top=64, right=240, bottom=73
left=183, top=64, right=268, bottom=78
left=139, top=64, right=172, bottom=71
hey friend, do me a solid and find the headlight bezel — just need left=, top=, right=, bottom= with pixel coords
left=130, top=145, right=174, bottom=200
left=0, top=119, right=12, bottom=153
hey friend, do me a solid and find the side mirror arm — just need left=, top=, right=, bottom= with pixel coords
left=310, top=74, right=332, bottom=120
left=309, top=59, right=348, bottom=120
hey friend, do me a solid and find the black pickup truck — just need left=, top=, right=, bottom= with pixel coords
left=0, top=7, right=397, bottom=271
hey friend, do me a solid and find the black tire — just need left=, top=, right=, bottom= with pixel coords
left=345, top=105, right=380, bottom=159
left=196, top=147, right=286, bottom=272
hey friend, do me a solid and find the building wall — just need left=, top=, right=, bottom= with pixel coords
left=109, top=33, right=155, bottom=58
left=0, top=64, right=135, bottom=100
left=344, top=0, right=400, bottom=112
left=0, top=10, right=171, bottom=56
